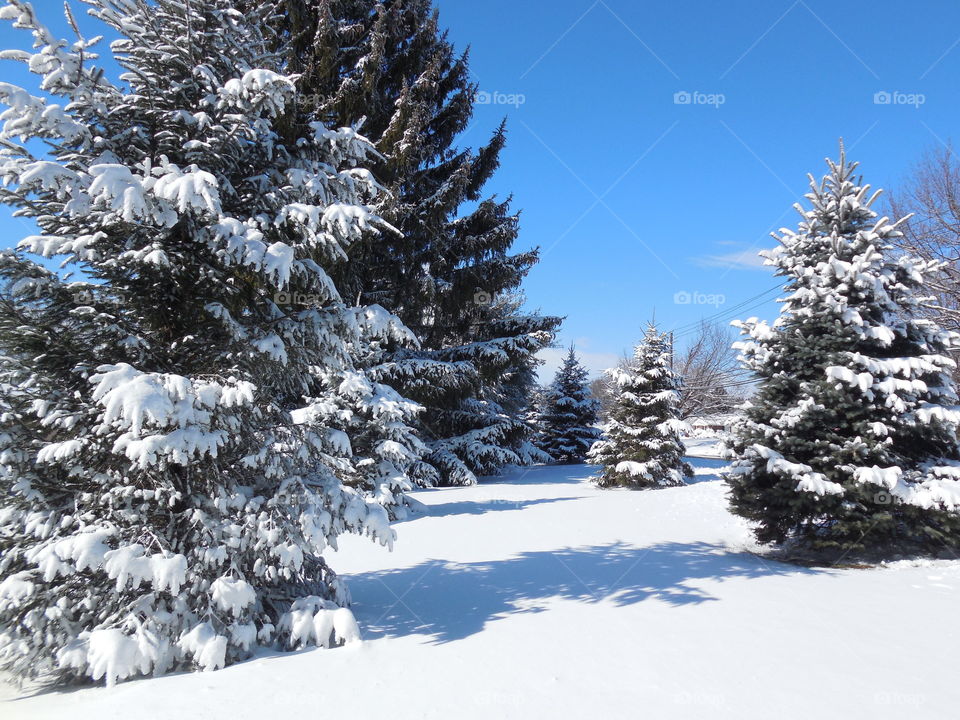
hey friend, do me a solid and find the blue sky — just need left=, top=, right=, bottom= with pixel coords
left=3, top=1, right=960, bottom=379
left=434, top=0, right=960, bottom=377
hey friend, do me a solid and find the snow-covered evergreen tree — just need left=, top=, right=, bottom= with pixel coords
left=273, top=0, right=561, bottom=485
left=588, top=326, right=692, bottom=488
left=726, top=147, right=960, bottom=556
left=536, top=347, right=601, bottom=463
left=525, top=381, right=550, bottom=450
left=0, top=0, right=423, bottom=686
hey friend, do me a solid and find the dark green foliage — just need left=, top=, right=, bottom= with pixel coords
left=269, top=0, right=561, bottom=484
left=537, top=347, right=601, bottom=463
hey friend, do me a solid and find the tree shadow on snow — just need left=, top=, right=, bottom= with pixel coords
left=684, top=457, right=729, bottom=485
left=347, top=541, right=816, bottom=643
left=478, top=464, right=597, bottom=486
left=685, top=470, right=726, bottom=485
left=418, top=496, right=581, bottom=519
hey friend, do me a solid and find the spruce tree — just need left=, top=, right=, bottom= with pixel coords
left=0, top=0, right=422, bottom=685
left=727, top=147, right=960, bottom=557
left=537, top=347, right=601, bottom=463
left=525, top=381, right=550, bottom=451
left=588, top=325, right=692, bottom=488
left=272, top=0, right=561, bottom=485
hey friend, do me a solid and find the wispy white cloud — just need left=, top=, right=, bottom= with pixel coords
left=692, top=247, right=770, bottom=271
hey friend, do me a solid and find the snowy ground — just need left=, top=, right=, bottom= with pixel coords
left=682, top=434, right=725, bottom=458
left=4, top=458, right=960, bottom=719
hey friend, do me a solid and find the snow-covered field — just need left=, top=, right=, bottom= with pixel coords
left=681, top=435, right=725, bottom=458
left=4, top=458, right=959, bottom=720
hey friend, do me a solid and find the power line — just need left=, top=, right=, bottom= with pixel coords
left=668, top=284, right=782, bottom=339
left=674, top=285, right=782, bottom=337
left=670, top=285, right=780, bottom=332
